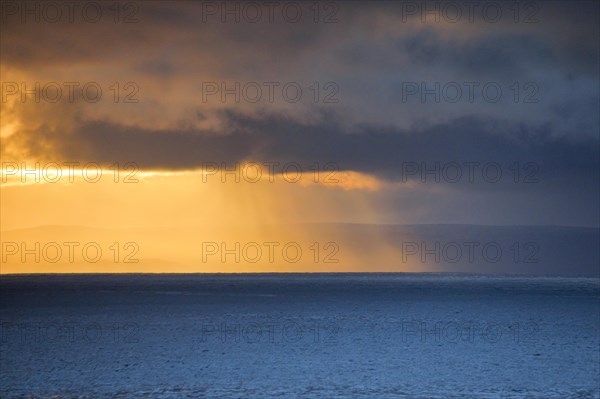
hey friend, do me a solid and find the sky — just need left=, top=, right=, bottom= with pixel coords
left=0, top=0, right=598, bottom=273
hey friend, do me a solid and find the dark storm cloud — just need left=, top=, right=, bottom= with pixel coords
left=2, top=1, right=598, bottom=74
left=18, top=109, right=596, bottom=188
left=0, top=1, right=334, bottom=68
left=1, top=0, right=598, bottom=226
left=394, top=31, right=554, bottom=76
left=2, top=0, right=597, bottom=133
left=10, top=106, right=597, bottom=227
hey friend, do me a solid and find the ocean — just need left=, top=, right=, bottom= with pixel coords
left=1, top=274, right=599, bottom=398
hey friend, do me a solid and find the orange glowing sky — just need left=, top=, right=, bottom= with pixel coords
left=1, top=1, right=598, bottom=273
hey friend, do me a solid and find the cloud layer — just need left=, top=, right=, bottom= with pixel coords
left=1, top=0, right=598, bottom=226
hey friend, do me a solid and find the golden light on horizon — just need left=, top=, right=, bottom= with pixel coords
left=0, top=161, right=425, bottom=274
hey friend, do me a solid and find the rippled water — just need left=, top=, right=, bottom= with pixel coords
left=1, top=274, right=599, bottom=398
